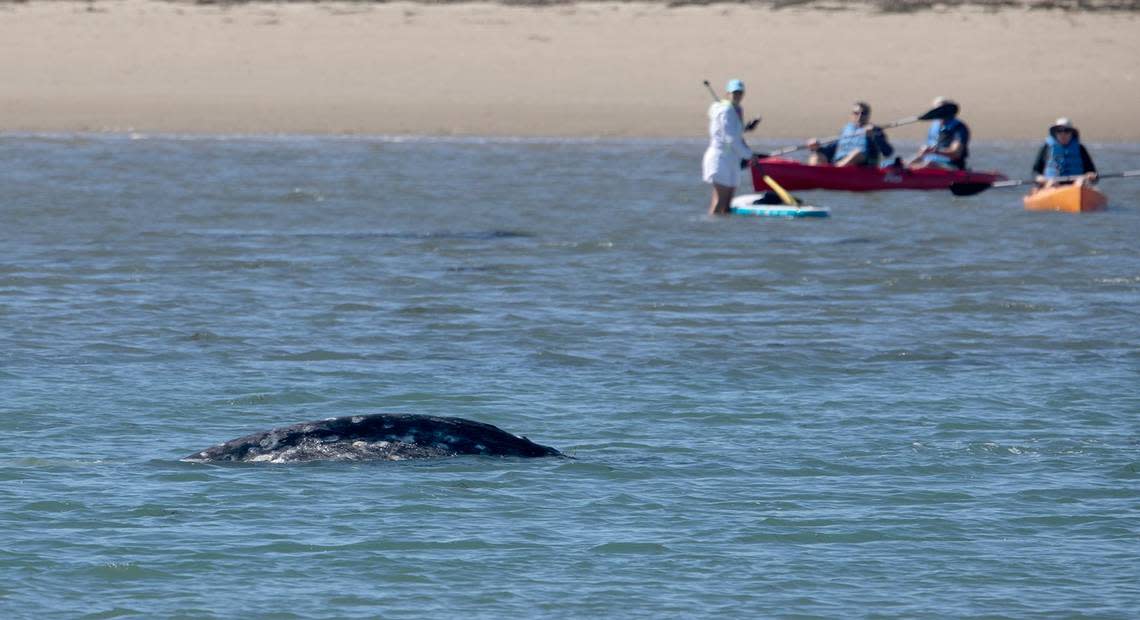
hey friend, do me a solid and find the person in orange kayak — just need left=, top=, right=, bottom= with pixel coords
left=702, top=79, right=761, bottom=215
left=908, top=97, right=970, bottom=170
left=806, top=101, right=894, bottom=167
left=1032, top=117, right=1097, bottom=188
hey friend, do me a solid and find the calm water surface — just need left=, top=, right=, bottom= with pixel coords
left=1, top=135, right=1138, bottom=618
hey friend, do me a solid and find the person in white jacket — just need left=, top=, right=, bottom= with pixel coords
left=703, top=79, right=759, bottom=215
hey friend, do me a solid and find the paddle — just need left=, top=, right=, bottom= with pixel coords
left=701, top=80, right=799, bottom=206
left=763, top=102, right=960, bottom=159
left=949, top=169, right=1140, bottom=197
left=755, top=162, right=802, bottom=206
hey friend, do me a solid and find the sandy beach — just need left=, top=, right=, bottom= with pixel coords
left=1, top=1, right=1138, bottom=141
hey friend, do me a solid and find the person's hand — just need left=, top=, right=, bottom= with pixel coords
left=807, top=138, right=820, bottom=152
left=1086, top=171, right=1098, bottom=183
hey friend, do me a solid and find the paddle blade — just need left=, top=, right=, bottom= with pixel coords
left=763, top=175, right=800, bottom=206
left=918, top=102, right=960, bottom=121
left=949, top=182, right=992, bottom=196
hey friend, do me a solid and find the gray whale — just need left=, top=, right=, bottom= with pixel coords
left=183, top=413, right=563, bottom=463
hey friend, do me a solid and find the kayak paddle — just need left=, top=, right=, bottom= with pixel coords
left=949, top=169, right=1140, bottom=197
left=763, top=102, right=960, bottom=158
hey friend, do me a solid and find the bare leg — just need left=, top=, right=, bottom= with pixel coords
left=908, top=158, right=950, bottom=170
left=834, top=151, right=867, bottom=167
left=709, top=183, right=736, bottom=216
left=907, top=149, right=930, bottom=168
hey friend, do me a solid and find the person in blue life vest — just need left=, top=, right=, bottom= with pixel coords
left=806, top=101, right=895, bottom=167
left=908, top=97, right=970, bottom=170
left=1032, top=117, right=1097, bottom=188
left=702, top=79, right=761, bottom=215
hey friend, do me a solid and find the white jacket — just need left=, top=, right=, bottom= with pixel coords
left=702, top=101, right=753, bottom=187
left=707, top=101, right=753, bottom=159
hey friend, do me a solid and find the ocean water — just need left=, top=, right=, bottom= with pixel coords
left=1, top=134, right=1138, bottom=618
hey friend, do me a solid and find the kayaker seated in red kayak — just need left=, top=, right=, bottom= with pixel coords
left=806, top=102, right=895, bottom=167
left=908, top=97, right=970, bottom=170
left=1031, top=117, right=1097, bottom=189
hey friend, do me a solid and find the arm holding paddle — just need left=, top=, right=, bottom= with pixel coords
left=910, top=138, right=965, bottom=168
left=1030, top=144, right=1095, bottom=187
left=726, top=114, right=759, bottom=169
left=869, top=126, right=895, bottom=160
left=1030, top=143, right=1048, bottom=184
left=1079, top=146, right=1098, bottom=181
left=806, top=138, right=837, bottom=165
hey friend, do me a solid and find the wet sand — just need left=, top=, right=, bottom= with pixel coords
left=1, top=1, right=1138, bottom=141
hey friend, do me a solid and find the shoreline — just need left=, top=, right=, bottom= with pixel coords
left=2, top=1, right=1138, bottom=141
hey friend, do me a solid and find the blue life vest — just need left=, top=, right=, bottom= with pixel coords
left=833, top=122, right=866, bottom=161
left=1042, top=135, right=1085, bottom=178
left=924, top=118, right=970, bottom=168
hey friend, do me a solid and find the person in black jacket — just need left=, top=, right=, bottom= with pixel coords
left=1032, top=117, right=1097, bottom=188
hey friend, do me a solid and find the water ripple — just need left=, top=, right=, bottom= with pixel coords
left=1, top=136, right=1137, bottom=618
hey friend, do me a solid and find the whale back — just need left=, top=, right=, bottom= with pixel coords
left=183, top=413, right=563, bottom=463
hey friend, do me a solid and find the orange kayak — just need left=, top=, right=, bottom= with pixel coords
left=1023, top=183, right=1108, bottom=213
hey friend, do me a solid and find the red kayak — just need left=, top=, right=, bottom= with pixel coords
left=751, top=157, right=1007, bottom=192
